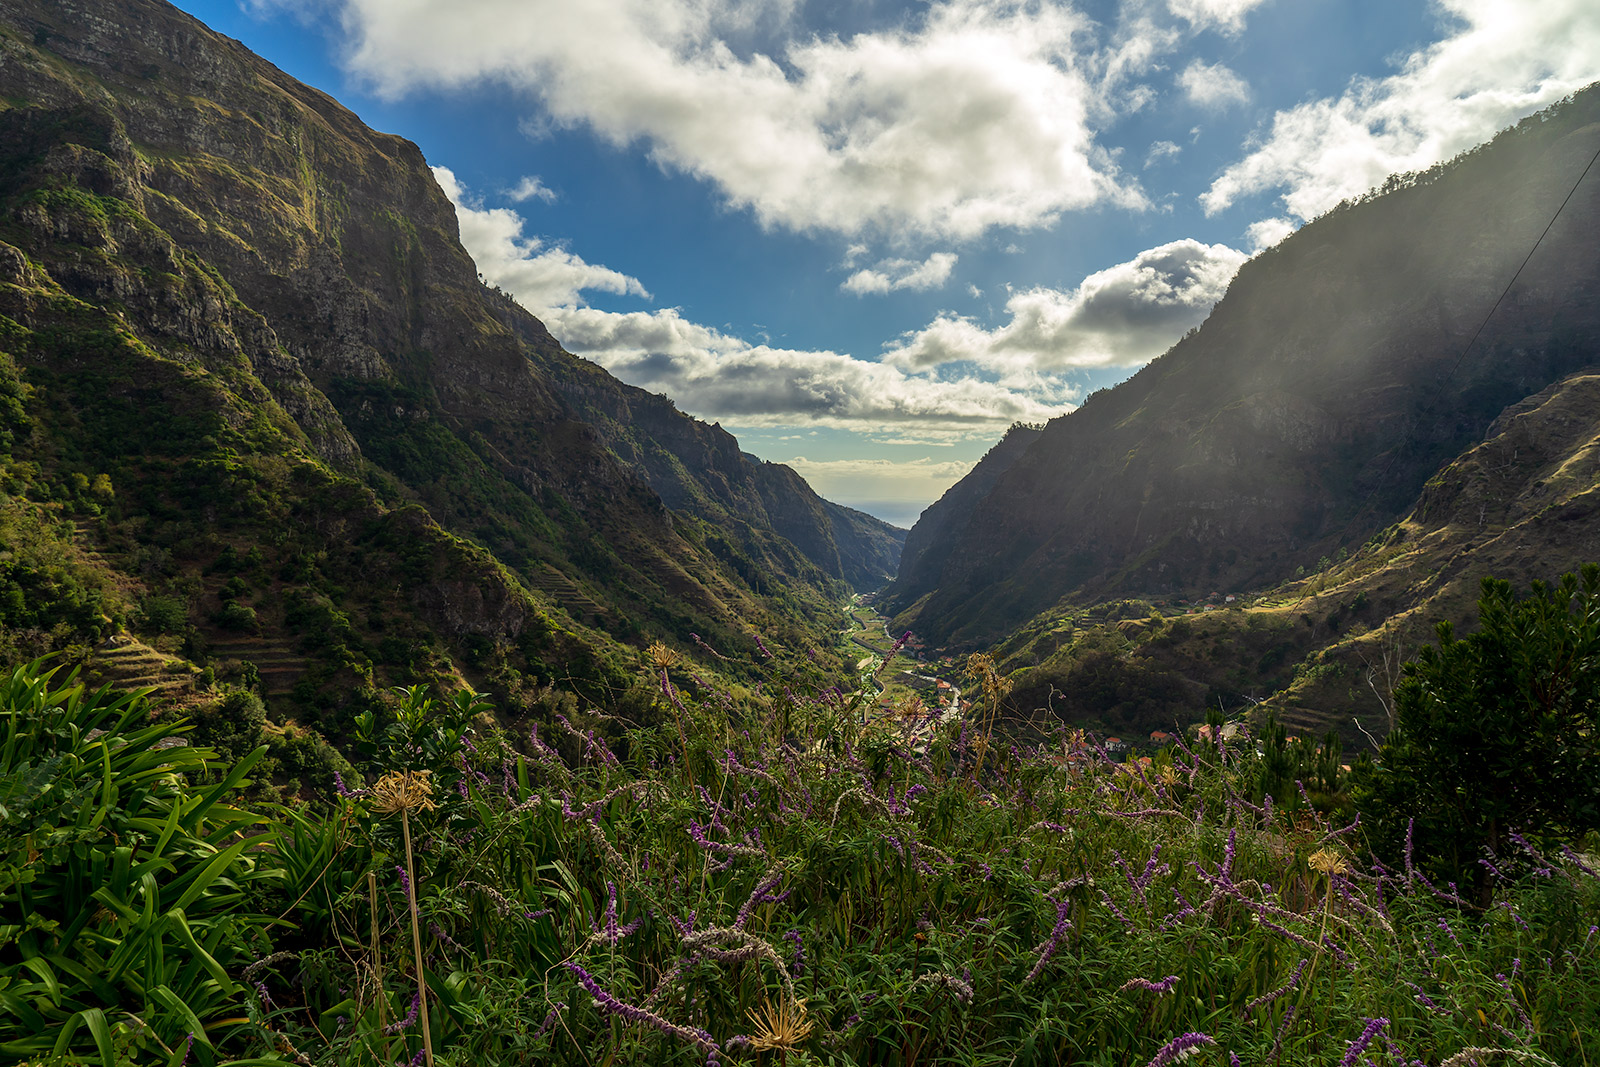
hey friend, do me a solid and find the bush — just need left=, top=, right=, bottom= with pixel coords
left=1353, top=566, right=1600, bottom=899
left=214, top=599, right=258, bottom=633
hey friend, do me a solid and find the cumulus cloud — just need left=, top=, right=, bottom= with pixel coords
left=1245, top=216, right=1296, bottom=252
left=434, top=166, right=648, bottom=307
left=334, top=0, right=1147, bottom=240
left=1203, top=0, right=1600, bottom=219
left=541, top=305, right=1063, bottom=430
left=842, top=252, right=959, bottom=296
left=1166, top=0, right=1270, bottom=35
left=884, top=238, right=1247, bottom=375
left=440, top=171, right=1064, bottom=434
left=1178, top=60, right=1249, bottom=109
left=506, top=175, right=558, bottom=203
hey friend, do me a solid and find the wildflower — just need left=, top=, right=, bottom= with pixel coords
left=1339, top=1018, right=1387, bottom=1067
left=1143, top=1032, right=1215, bottom=1067
left=1245, top=958, right=1308, bottom=1016
left=1119, top=975, right=1179, bottom=994
left=1025, top=899, right=1074, bottom=981
left=385, top=993, right=420, bottom=1034
left=1308, top=848, right=1348, bottom=876
left=647, top=641, right=681, bottom=671
left=747, top=997, right=814, bottom=1053
left=912, top=971, right=975, bottom=1003
left=368, top=770, right=437, bottom=815
left=565, top=962, right=716, bottom=1052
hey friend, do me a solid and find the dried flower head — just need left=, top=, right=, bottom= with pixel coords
left=746, top=997, right=814, bottom=1052
left=1308, top=848, right=1349, bottom=876
left=368, top=770, right=437, bottom=816
left=647, top=642, right=681, bottom=671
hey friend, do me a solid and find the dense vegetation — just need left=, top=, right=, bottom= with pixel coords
left=5, top=571, right=1598, bottom=1067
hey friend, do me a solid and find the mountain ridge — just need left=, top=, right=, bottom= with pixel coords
left=0, top=0, right=900, bottom=725
left=885, top=85, right=1600, bottom=650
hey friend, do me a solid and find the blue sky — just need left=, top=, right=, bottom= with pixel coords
left=173, top=0, right=1600, bottom=528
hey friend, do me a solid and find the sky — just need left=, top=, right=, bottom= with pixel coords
left=172, top=0, right=1600, bottom=528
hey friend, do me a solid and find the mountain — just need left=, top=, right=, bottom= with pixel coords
left=885, top=85, right=1600, bottom=650
left=986, top=364, right=1600, bottom=748
left=0, top=0, right=900, bottom=724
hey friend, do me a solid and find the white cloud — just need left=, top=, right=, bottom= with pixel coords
left=335, top=0, right=1146, bottom=240
left=885, top=238, right=1247, bottom=375
left=780, top=456, right=978, bottom=525
left=433, top=166, right=649, bottom=307
left=1144, top=139, right=1182, bottom=168
left=540, top=305, right=1063, bottom=431
left=842, top=252, right=959, bottom=296
left=1166, top=0, right=1270, bottom=35
left=1178, top=60, right=1249, bottom=109
left=1203, top=0, right=1600, bottom=220
left=440, top=170, right=1065, bottom=433
left=507, top=175, right=558, bottom=202
left=1245, top=216, right=1295, bottom=252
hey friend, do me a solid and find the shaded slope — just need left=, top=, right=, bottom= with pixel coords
left=991, top=368, right=1600, bottom=749
left=887, top=86, right=1600, bottom=648
left=495, top=298, right=904, bottom=591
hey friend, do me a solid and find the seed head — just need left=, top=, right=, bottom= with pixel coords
left=746, top=998, right=814, bottom=1052
left=647, top=642, right=682, bottom=671
left=1308, top=848, right=1348, bottom=875
left=368, top=770, right=437, bottom=816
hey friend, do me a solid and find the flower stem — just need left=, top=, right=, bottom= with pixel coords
left=401, top=808, right=434, bottom=1066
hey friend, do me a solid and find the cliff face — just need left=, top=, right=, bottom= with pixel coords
left=498, top=303, right=903, bottom=590
left=885, top=85, right=1600, bottom=648
left=894, top=422, right=1042, bottom=607
left=0, top=0, right=899, bottom=716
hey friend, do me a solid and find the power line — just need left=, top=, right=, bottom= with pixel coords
left=1345, top=130, right=1600, bottom=534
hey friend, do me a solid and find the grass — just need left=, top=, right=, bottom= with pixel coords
left=2, top=654, right=1597, bottom=1067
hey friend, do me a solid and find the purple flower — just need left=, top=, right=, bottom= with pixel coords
left=590, top=881, right=644, bottom=944
left=784, top=928, right=806, bottom=977
left=385, top=993, right=420, bottom=1034
left=1025, top=900, right=1074, bottom=982
left=1143, top=1032, right=1215, bottom=1067
left=533, top=1003, right=566, bottom=1038
left=565, top=962, right=716, bottom=1052
left=1119, top=975, right=1179, bottom=994
left=1246, top=958, right=1308, bottom=1016
left=1339, top=1018, right=1387, bottom=1067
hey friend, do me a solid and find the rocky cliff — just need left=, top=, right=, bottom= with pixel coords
left=0, top=0, right=900, bottom=721
left=885, top=85, right=1600, bottom=649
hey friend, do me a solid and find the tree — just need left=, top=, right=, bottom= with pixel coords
left=1353, top=566, right=1600, bottom=901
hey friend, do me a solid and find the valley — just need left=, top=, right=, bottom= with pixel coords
left=1, top=0, right=1598, bottom=1064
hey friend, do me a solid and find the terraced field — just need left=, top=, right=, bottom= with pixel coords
left=204, top=635, right=309, bottom=697
left=84, top=637, right=198, bottom=704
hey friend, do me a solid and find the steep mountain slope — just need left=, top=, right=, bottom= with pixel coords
left=0, top=0, right=899, bottom=724
left=893, top=421, right=1042, bottom=615
left=992, top=366, right=1600, bottom=748
left=886, top=86, right=1600, bottom=649
left=493, top=297, right=903, bottom=590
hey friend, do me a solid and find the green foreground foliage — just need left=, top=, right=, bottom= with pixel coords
left=2, top=618, right=1598, bottom=1066
left=1354, top=567, right=1600, bottom=903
